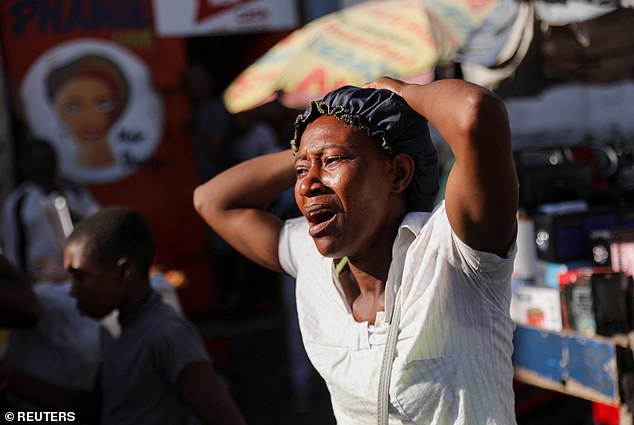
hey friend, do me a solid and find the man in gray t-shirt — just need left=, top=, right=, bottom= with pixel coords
left=0, top=208, right=245, bottom=425
left=99, top=292, right=208, bottom=425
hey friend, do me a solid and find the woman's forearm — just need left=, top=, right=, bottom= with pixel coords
left=399, top=79, right=511, bottom=157
left=194, top=149, right=296, bottom=217
left=193, top=149, right=297, bottom=272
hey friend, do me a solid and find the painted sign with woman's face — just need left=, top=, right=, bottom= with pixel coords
left=21, top=39, right=163, bottom=183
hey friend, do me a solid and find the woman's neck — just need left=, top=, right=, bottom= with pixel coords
left=341, top=211, right=405, bottom=323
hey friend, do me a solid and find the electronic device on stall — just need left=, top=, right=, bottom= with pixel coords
left=515, top=146, right=595, bottom=209
left=559, top=269, right=632, bottom=337
left=590, top=140, right=634, bottom=202
left=590, top=230, right=612, bottom=267
left=515, top=142, right=634, bottom=209
left=532, top=205, right=634, bottom=263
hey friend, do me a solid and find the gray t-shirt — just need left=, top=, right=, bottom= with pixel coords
left=99, top=292, right=210, bottom=425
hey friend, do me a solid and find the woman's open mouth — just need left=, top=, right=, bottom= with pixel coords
left=305, top=206, right=337, bottom=237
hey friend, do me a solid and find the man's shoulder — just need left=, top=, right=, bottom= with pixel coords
left=142, top=296, right=184, bottom=327
left=4, top=183, right=38, bottom=203
left=146, top=301, right=199, bottom=342
left=115, top=301, right=200, bottom=358
left=1, top=184, right=40, bottom=219
left=144, top=304, right=210, bottom=370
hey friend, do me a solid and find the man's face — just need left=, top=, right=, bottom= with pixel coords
left=294, top=115, right=394, bottom=258
left=64, top=239, right=124, bottom=319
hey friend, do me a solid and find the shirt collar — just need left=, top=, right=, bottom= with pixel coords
left=396, top=210, right=433, bottom=241
left=384, top=209, right=434, bottom=321
left=329, top=208, right=436, bottom=325
left=118, top=290, right=160, bottom=329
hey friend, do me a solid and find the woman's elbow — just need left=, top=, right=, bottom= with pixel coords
left=459, top=90, right=506, bottom=133
left=193, top=183, right=218, bottom=220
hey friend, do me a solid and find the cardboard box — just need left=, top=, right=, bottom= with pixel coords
left=511, top=285, right=563, bottom=331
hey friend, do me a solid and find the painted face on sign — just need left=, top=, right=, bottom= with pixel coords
left=47, top=55, right=129, bottom=170
left=54, top=76, right=117, bottom=167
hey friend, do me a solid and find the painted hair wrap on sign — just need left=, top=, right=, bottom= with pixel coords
left=46, top=54, right=129, bottom=121
left=44, top=53, right=132, bottom=170
left=291, top=85, right=439, bottom=212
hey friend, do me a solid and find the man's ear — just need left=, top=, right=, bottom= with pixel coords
left=390, top=153, right=415, bottom=194
left=116, top=257, right=133, bottom=281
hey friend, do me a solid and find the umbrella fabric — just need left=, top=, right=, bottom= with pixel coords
left=224, top=0, right=499, bottom=113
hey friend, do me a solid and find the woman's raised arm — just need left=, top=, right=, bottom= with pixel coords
left=366, top=77, right=518, bottom=256
left=193, top=149, right=297, bottom=273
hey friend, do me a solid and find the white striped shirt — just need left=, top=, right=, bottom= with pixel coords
left=278, top=202, right=517, bottom=424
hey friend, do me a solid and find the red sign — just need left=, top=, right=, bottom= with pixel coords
left=1, top=0, right=216, bottom=315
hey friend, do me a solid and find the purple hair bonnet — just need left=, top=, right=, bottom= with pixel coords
left=291, top=85, right=439, bottom=212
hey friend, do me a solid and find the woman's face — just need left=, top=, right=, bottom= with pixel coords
left=53, top=77, right=116, bottom=145
left=294, top=115, right=394, bottom=259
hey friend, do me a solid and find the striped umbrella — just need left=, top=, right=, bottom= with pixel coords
left=223, top=0, right=499, bottom=113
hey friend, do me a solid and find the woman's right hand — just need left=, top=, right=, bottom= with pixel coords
left=363, top=76, right=408, bottom=98
left=193, top=149, right=297, bottom=274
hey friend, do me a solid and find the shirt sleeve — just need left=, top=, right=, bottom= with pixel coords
left=432, top=204, right=516, bottom=309
left=427, top=202, right=515, bottom=277
left=450, top=228, right=517, bottom=276
left=277, top=216, right=310, bottom=278
left=152, top=318, right=211, bottom=384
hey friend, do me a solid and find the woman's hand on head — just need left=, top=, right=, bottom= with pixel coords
left=363, top=76, right=407, bottom=97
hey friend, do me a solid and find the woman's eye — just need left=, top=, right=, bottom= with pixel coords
left=295, top=167, right=308, bottom=176
left=325, top=156, right=342, bottom=165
